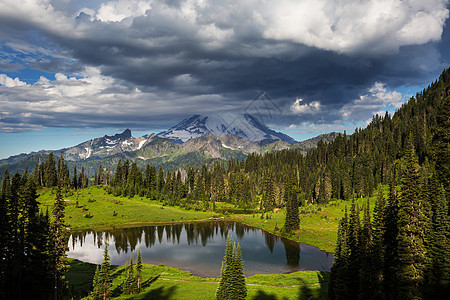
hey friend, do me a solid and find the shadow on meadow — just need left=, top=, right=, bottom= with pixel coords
left=250, top=271, right=329, bottom=300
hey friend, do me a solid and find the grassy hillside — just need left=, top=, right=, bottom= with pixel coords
left=37, top=186, right=214, bottom=230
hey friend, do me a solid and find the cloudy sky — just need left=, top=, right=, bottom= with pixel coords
left=0, top=0, right=449, bottom=158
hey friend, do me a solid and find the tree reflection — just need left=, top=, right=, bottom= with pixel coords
left=69, top=222, right=301, bottom=267
left=281, top=237, right=300, bottom=268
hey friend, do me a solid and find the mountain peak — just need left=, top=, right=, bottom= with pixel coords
left=156, top=113, right=296, bottom=144
left=103, top=128, right=132, bottom=139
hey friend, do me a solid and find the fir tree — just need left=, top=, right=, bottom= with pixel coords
left=231, top=243, right=247, bottom=300
left=98, top=244, right=111, bottom=300
left=91, top=265, right=101, bottom=299
left=383, top=170, right=399, bottom=300
left=135, top=249, right=143, bottom=293
left=426, top=184, right=450, bottom=297
left=396, top=136, right=429, bottom=299
left=346, top=197, right=361, bottom=295
left=283, top=177, right=300, bottom=232
left=370, top=187, right=387, bottom=299
left=122, top=253, right=134, bottom=295
left=217, top=236, right=233, bottom=300
left=329, top=207, right=350, bottom=300
left=52, top=186, right=68, bottom=299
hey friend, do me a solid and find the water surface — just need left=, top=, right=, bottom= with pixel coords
left=68, top=222, right=333, bottom=277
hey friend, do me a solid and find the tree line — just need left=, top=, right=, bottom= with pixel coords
left=0, top=167, right=68, bottom=299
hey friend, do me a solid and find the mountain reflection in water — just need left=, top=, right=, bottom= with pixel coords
left=68, top=221, right=333, bottom=277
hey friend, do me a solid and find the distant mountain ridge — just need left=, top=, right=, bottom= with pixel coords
left=156, top=113, right=297, bottom=144
left=0, top=113, right=338, bottom=176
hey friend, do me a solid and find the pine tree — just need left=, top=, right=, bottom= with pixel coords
left=216, top=237, right=246, bottom=300
left=283, top=177, right=300, bottom=232
left=122, top=253, right=134, bottom=295
left=383, top=170, right=399, bottom=300
left=358, top=198, right=372, bottom=299
left=52, top=186, right=68, bottom=299
left=98, top=244, right=111, bottom=300
left=44, top=153, right=57, bottom=187
left=396, top=135, right=429, bottom=299
left=72, top=166, right=78, bottom=189
left=370, top=187, right=386, bottom=299
left=91, top=265, right=101, bottom=299
left=346, top=197, right=361, bottom=297
left=135, top=249, right=143, bottom=293
left=217, top=236, right=233, bottom=300
left=426, top=184, right=450, bottom=297
left=231, top=243, right=247, bottom=300
left=329, top=207, right=350, bottom=300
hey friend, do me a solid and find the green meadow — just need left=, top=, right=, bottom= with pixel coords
left=37, top=185, right=385, bottom=299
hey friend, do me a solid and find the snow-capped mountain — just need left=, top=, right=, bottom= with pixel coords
left=63, top=129, right=150, bottom=161
left=156, top=113, right=297, bottom=144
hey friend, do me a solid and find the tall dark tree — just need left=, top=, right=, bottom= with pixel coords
left=216, top=236, right=246, bottom=300
left=370, top=188, right=387, bottom=299
left=284, top=177, right=300, bottom=232
left=44, top=153, right=57, bottom=187
left=426, top=184, right=450, bottom=297
left=396, top=136, right=429, bottom=299
left=52, top=186, right=68, bottom=299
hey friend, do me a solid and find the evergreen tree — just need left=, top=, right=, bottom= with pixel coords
left=396, top=136, right=429, bottom=299
left=383, top=170, right=399, bottom=300
left=91, top=265, right=101, bottom=299
left=231, top=243, right=247, bottom=299
left=426, top=184, right=450, bottom=297
left=217, top=236, right=233, bottom=300
left=358, top=198, right=372, bottom=299
left=52, top=186, right=68, bottom=299
left=370, top=188, right=387, bottom=299
left=135, top=249, right=143, bottom=293
left=122, top=253, right=134, bottom=295
left=44, top=153, right=57, bottom=187
left=346, top=197, right=361, bottom=297
left=98, top=244, right=111, bottom=300
left=283, top=177, right=300, bottom=232
left=72, top=166, right=78, bottom=189
left=329, top=208, right=350, bottom=300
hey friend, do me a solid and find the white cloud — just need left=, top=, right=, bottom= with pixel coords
left=291, top=98, right=321, bottom=114
left=96, top=0, right=151, bottom=22
left=340, top=82, right=405, bottom=122
left=263, top=0, right=449, bottom=54
left=0, top=74, right=27, bottom=87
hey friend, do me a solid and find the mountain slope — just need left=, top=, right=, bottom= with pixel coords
left=156, top=113, right=297, bottom=144
left=63, top=129, right=150, bottom=161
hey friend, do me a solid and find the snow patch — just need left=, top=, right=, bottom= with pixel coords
left=122, top=140, right=132, bottom=146
left=221, top=143, right=234, bottom=150
left=137, top=140, right=146, bottom=150
left=80, top=147, right=92, bottom=159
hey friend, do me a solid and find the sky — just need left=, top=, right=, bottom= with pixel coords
left=0, top=0, right=449, bottom=159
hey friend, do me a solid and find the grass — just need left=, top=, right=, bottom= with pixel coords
left=227, top=185, right=387, bottom=253
left=37, top=186, right=214, bottom=230
left=67, top=258, right=329, bottom=300
left=37, top=185, right=388, bottom=252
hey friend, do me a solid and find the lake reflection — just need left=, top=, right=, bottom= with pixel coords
left=68, top=222, right=333, bottom=277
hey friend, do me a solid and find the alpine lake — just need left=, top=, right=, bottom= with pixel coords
left=68, top=221, right=333, bottom=278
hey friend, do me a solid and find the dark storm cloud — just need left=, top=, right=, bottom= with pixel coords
left=0, top=0, right=449, bottom=132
